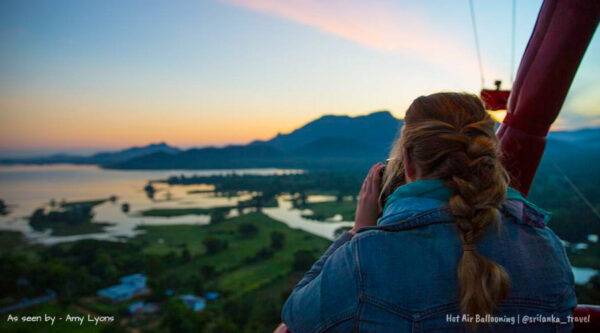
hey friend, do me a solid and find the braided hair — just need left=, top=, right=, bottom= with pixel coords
left=380, top=92, right=510, bottom=318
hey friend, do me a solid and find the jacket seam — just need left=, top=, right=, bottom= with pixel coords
left=353, top=238, right=363, bottom=332
left=362, top=294, right=558, bottom=322
left=310, top=310, right=354, bottom=333
left=362, top=294, right=413, bottom=320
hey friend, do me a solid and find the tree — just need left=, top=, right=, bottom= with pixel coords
left=299, top=191, right=307, bottom=206
left=148, top=277, right=167, bottom=302
left=192, top=275, right=205, bottom=295
left=162, top=297, right=208, bottom=333
left=203, top=237, right=228, bottom=255
left=210, top=208, right=227, bottom=224
left=144, top=182, right=156, bottom=200
left=270, top=231, right=285, bottom=250
left=292, top=250, right=315, bottom=271
left=253, top=195, right=264, bottom=212
left=224, top=297, right=252, bottom=328
left=145, top=255, right=164, bottom=277
left=165, top=250, right=178, bottom=263
left=181, top=246, right=192, bottom=263
left=200, top=264, right=216, bottom=280
left=238, top=223, right=259, bottom=237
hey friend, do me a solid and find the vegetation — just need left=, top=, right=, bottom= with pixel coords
left=270, top=231, right=285, bottom=250
left=28, top=198, right=112, bottom=236
left=299, top=199, right=356, bottom=221
left=0, top=231, right=25, bottom=252
left=0, top=199, right=8, bottom=215
left=238, top=223, right=259, bottom=238
left=0, top=212, right=330, bottom=332
left=163, top=172, right=363, bottom=206
left=528, top=150, right=600, bottom=243
left=139, top=207, right=232, bottom=217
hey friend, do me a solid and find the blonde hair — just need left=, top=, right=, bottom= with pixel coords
left=381, top=92, right=510, bottom=318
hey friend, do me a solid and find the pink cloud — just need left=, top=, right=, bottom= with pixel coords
left=220, top=0, right=476, bottom=72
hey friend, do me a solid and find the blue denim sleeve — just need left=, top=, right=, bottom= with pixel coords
left=295, top=231, right=355, bottom=289
left=282, top=231, right=359, bottom=332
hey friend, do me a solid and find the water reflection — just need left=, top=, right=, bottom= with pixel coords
left=263, top=196, right=353, bottom=240
left=0, top=165, right=304, bottom=244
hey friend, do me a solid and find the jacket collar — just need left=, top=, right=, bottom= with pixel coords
left=378, top=179, right=551, bottom=227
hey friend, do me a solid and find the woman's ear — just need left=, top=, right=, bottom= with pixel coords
left=403, top=148, right=416, bottom=183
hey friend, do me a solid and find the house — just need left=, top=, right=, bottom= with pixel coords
left=204, top=292, right=219, bottom=301
left=180, top=294, right=206, bottom=312
left=120, top=274, right=146, bottom=289
left=97, top=273, right=147, bottom=303
left=128, top=301, right=158, bottom=315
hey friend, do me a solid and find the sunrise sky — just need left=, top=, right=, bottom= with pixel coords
left=1, top=0, right=599, bottom=156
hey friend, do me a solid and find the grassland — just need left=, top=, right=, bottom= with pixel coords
left=132, top=212, right=330, bottom=296
left=301, top=199, right=356, bottom=221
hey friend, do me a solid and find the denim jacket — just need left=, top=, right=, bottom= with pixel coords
left=282, top=180, right=577, bottom=332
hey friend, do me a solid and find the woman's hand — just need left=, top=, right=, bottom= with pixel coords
left=351, top=162, right=383, bottom=233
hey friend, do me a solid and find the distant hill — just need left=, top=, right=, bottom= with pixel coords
left=107, top=119, right=600, bottom=170
left=252, top=110, right=402, bottom=152
left=110, top=144, right=286, bottom=170
left=88, top=142, right=180, bottom=164
left=0, top=142, right=180, bottom=166
left=2, top=111, right=599, bottom=171
left=113, top=111, right=400, bottom=170
left=548, top=128, right=600, bottom=148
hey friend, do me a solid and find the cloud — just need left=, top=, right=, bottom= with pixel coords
left=553, top=113, right=600, bottom=131
left=553, top=82, right=600, bottom=129
left=220, top=0, right=476, bottom=73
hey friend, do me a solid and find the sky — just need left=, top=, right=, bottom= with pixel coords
left=0, top=0, right=598, bottom=156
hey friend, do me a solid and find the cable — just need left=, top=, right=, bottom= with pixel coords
left=552, top=161, right=600, bottom=222
left=510, top=0, right=517, bottom=84
left=469, top=0, right=485, bottom=88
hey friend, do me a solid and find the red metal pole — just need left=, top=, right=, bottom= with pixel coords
left=497, top=0, right=600, bottom=196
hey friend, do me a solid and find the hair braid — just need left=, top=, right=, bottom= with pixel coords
left=444, top=133, right=510, bottom=317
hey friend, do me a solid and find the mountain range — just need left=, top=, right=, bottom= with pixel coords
left=1, top=110, right=598, bottom=170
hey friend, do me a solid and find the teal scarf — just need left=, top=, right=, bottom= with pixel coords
left=383, top=179, right=551, bottom=222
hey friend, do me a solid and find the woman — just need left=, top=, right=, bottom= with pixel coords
left=281, top=93, right=576, bottom=332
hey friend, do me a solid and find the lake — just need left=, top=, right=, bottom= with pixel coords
left=0, top=164, right=353, bottom=245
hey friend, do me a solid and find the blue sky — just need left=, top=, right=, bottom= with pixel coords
left=0, top=0, right=598, bottom=156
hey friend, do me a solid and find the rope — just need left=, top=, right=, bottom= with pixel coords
left=469, top=0, right=485, bottom=88
left=552, top=161, right=600, bottom=222
left=510, top=0, right=517, bottom=84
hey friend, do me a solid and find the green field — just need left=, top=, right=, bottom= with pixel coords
left=301, top=199, right=356, bottom=221
left=132, top=212, right=329, bottom=295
